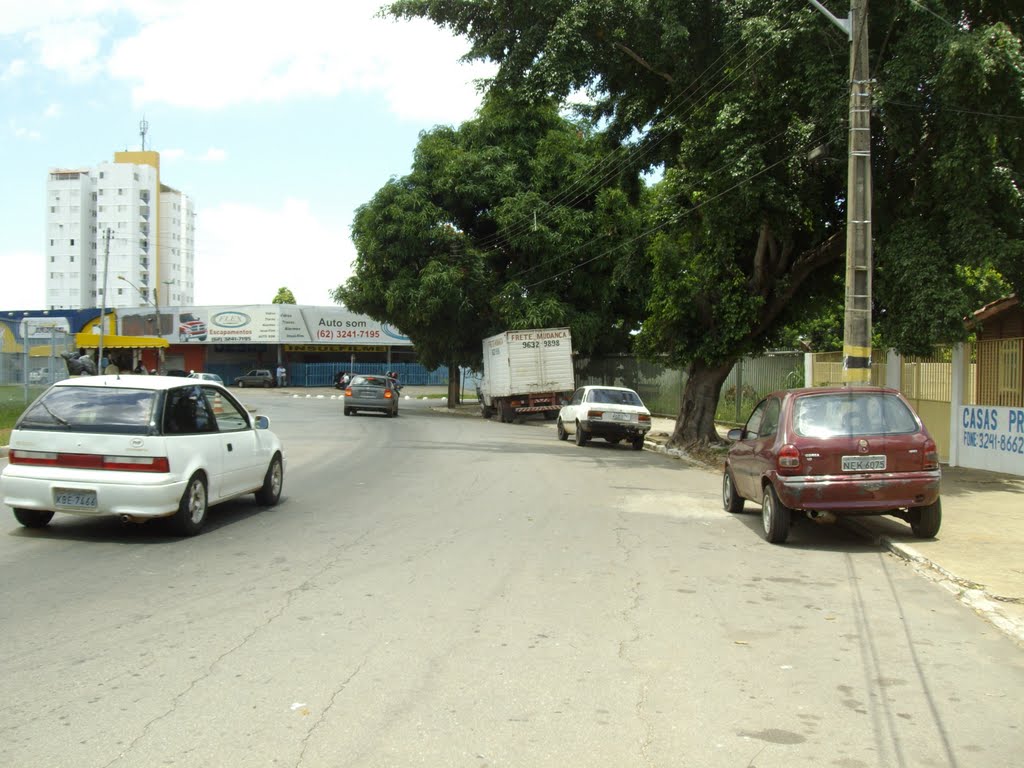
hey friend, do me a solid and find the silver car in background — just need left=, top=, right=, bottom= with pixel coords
left=343, top=374, right=400, bottom=417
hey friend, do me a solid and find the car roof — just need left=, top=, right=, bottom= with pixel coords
left=52, top=375, right=227, bottom=392
left=582, top=385, right=640, bottom=393
left=768, top=386, right=901, bottom=400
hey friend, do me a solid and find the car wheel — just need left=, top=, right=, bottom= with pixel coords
left=344, top=407, right=352, bottom=416
left=264, top=380, right=272, bottom=388
left=761, top=484, right=791, bottom=543
left=910, top=498, right=942, bottom=538
left=723, top=469, right=745, bottom=514
left=389, top=406, right=398, bottom=418
left=574, top=421, right=589, bottom=446
left=238, top=380, right=246, bottom=388
left=556, top=418, right=568, bottom=441
left=14, top=509, right=53, bottom=528
left=631, top=435, right=645, bottom=451
left=255, top=454, right=283, bottom=506
left=173, top=473, right=208, bottom=536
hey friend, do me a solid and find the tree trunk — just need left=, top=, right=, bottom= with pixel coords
left=670, top=358, right=735, bottom=446
left=447, top=364, right=461, bottom=406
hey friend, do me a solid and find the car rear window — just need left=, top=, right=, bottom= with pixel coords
left=18, top=386, right=159, bottom=434
left=351, top=376, right=386, bottom=387
left=591, top=389, right=644, bottom=406
left=793, top=393, right=919, bottom=437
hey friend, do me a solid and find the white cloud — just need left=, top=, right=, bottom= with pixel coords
left=44, top=102, right=61, bottom=118
left=27, top=20, right=106, bottom=80
left=202, top=147, right=226, bottom=163
left=1, top=58, right=27, bottom=81
left=10, top=120, right=41, bottom=140
left=160, top=147, right=186, bottom=161
left=195, top=198, right=355, bottom=307
left=0, top=250, right=45, bottom=309
left=105, top=0, right=492, bottom=123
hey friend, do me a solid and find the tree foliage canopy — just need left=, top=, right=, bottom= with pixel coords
left=334, top=92, right=648, bottom=371
left=387, top=0, right=1023, bottom=440
left=272, top=287, right=297, bottom=304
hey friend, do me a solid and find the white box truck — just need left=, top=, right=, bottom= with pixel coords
left=478, top=327, right=575, bottom=423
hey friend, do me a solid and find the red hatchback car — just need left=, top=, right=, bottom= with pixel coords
left=723, top=386, right=941, bottom=544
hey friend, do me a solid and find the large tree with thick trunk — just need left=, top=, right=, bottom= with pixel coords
left=388, top=0, right=1023, bottom=444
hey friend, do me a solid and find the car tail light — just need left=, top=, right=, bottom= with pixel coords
left=344, top=387, right=353, bottom=396
left=9, top=451, right=169, bottom=473
left=777, top=444, right=801, bottom=469
left=923, top=438, right=939, bottom=470
left=587, top=410, right=605, bottom=420
left=638, top=414, right=651, bottom=423
left=384, top=390, right=393, bottom=399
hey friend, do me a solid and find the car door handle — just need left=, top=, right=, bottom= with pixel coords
left=227, top=444, right=233, bottom=452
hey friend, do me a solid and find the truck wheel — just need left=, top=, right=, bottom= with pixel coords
left=574, top=421, right=590, bottom=446
left=543, top=411, right=556, bottom=421
left=631, top=436, right=645, bottom=451
left=498, top=401, right=512, bottom=423
left=762, top=484, right=791, bottom=544
left=556, top=418, right=568, bottom=440
left=910, top=498, right=941, bottom=538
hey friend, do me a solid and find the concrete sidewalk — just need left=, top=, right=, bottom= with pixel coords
left=643, top=416, right=1024, bottom=646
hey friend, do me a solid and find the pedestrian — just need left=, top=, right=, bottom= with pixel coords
left=276, top=363, right=287, bottom=387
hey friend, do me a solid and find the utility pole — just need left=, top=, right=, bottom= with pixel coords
left=809, top=0, right=872, bottom=384
left=98, top=227, right=111, bottom=374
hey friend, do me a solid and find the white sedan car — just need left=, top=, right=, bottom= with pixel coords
left=1, top=375, right=285, bottom=536
left=556, top=385, right=652, bottom=450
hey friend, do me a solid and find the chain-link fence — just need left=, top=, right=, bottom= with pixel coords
left=0, top=328, right=76, bottom=405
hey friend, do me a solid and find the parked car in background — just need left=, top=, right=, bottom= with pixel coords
left=1, top=375, right=285, bottom=536
left=28, top=368, right=50, bottom=384
left=723, top=386, right=942, bottom=544
left=556, top=385, right=652, bottom=450
left=343, top=374, right=399, bottom=417
left=188, top=372, right=225, bottom=386
left=235, top=369, right=274, bottom=388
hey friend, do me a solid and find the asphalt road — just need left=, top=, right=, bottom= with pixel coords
left=2, top=391, right=1022, bottom=768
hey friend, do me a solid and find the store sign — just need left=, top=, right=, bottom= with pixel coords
left=958, top=406, right=1024, bottom=475
left=117, top=305, right=412, bottom=346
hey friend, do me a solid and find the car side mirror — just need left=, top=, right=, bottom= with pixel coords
left=726, top=428, right=744, bottom=442
left=254, top=415, right=270, bottom=430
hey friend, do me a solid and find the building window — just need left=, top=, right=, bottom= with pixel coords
left=70, top=256, right=75, bottom=263
left=50, top=239, right=54, bottom=246
left=50, top=206, right=56, bottom=213
left=70, top=239, right=75, bottom=246
left=99, top=172, right=104, bottom=179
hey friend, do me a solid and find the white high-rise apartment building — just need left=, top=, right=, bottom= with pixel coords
left=44, top=150, right=195, bottom=311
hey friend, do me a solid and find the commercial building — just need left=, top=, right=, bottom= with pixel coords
left=44, top=150, right=194, bottom=311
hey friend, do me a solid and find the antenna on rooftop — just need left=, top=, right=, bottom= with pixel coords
left=140, top=117, right=149, bottom=151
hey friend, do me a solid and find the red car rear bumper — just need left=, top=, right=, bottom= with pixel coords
left=774, top=470, right=941, bottom=513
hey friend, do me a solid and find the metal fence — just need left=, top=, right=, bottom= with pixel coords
left=574, top=351, right=804, bottom=422
left=973, top=337, right=1023, bottom=407
left=0, top=329, right=76, bottom=404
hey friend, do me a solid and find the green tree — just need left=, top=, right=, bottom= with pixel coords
left=335, top=92, right=648, bottom=403
left=272, top=287, right=297, bottom=304
left=389, top=0, right=1023, bottom=443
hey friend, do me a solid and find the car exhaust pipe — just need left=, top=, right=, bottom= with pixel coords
left=807, top=510, right=837, bottom=524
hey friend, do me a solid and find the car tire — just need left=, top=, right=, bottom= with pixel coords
left=574, top=421, right=589, bottom=446
left=255, top=454, right=283, bottom=506
left=910, top=498, right=942, bottom=538
left=631, top=435, right=645, bottom=451
left=173, top=473, right=208, bottom=537
left=14, top=509, right=54, bottom=528
left=723, top=469, right=745, bottom=514
left=556, top=418, right=568, bottom=441
left=389, top=407, right=398, bottom=418
left=238, top=380, right=246, bottom=388
left=263, top=380, right=271, bottom=388
left=761, top=484, right=791, bottom=544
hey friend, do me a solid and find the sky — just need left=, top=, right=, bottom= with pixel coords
left=0, top=0, right=495, bottom=310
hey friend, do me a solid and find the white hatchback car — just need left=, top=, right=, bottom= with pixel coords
left=2, top=375, right=285, bottom=536
left=556, top=385, right=652, bottom=450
